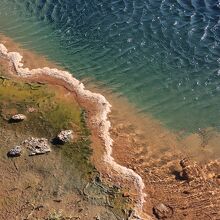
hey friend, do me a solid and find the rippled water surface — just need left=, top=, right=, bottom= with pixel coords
left=0, top=0, right=220, bottom=132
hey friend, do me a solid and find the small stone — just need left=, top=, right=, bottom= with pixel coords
left=23, top=137, right=51, bottom=156
left=153, top=203, right=173, bottom=219
left=57, top=130, right=73, bottom=144
left=27, top=107, right=36, bottom=113
left=179, top=158, right=202, bottom=181
left=10, top=114, right=26, bottom=122
left=53, top=199, right=62, bottom=203
left=122, top=192, right=130, bottom=197
left=95, top=215, right=100, bottom=220
left=7, top=146, right=22, bottom=157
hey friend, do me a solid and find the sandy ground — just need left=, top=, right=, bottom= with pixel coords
left=0, top=80, right=123, bottom=220
left=0, top=132, right=110, bottom=220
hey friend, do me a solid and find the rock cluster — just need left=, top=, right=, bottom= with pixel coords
left=7, top=113, right=73, bottom=157
left=10, top=114, right=26, bottom=122
left=23, top=137, right=51, bottom=156
left=7, top=129, right=74, bottom=158
left=57, top=130, right=73, bottom=144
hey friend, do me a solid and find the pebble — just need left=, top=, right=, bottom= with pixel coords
left=7, top=146, right=22, bottom=157
left=10, top=114, right=27, bottom=122
left=57, top=130, right=73, bottom=144
left=153, top=203, right=173, bottom=219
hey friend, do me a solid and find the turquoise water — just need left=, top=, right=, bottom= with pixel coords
left=0, top=0, right=220, bottom=132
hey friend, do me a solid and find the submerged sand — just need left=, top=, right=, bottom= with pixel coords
left=0, top=35, right=220, bottom=219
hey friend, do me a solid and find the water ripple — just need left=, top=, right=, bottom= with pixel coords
left=0, top=0, right=220, bottom=131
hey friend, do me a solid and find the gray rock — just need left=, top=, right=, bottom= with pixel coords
left=7, top=146, right=22, bottom=157
left=10, top=114, right=26, bottom=122
left=57, top=130, right=73, bottom=143
left=153, top=203, right=173, bottom=219
left=23, top=137, right=51, bottom=156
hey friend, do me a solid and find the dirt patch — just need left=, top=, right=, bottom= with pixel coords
left=0, top=76, right=129, bottom=220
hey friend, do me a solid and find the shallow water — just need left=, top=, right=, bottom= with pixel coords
left=0, top=0, right=220, bottom=132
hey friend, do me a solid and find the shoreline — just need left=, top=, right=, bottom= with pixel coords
left=0, top=43, right=150, bottom=219
left=0, top=36, right=220, bottom=219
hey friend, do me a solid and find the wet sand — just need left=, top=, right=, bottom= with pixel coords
left=0, top=35, right=220, bottom=219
